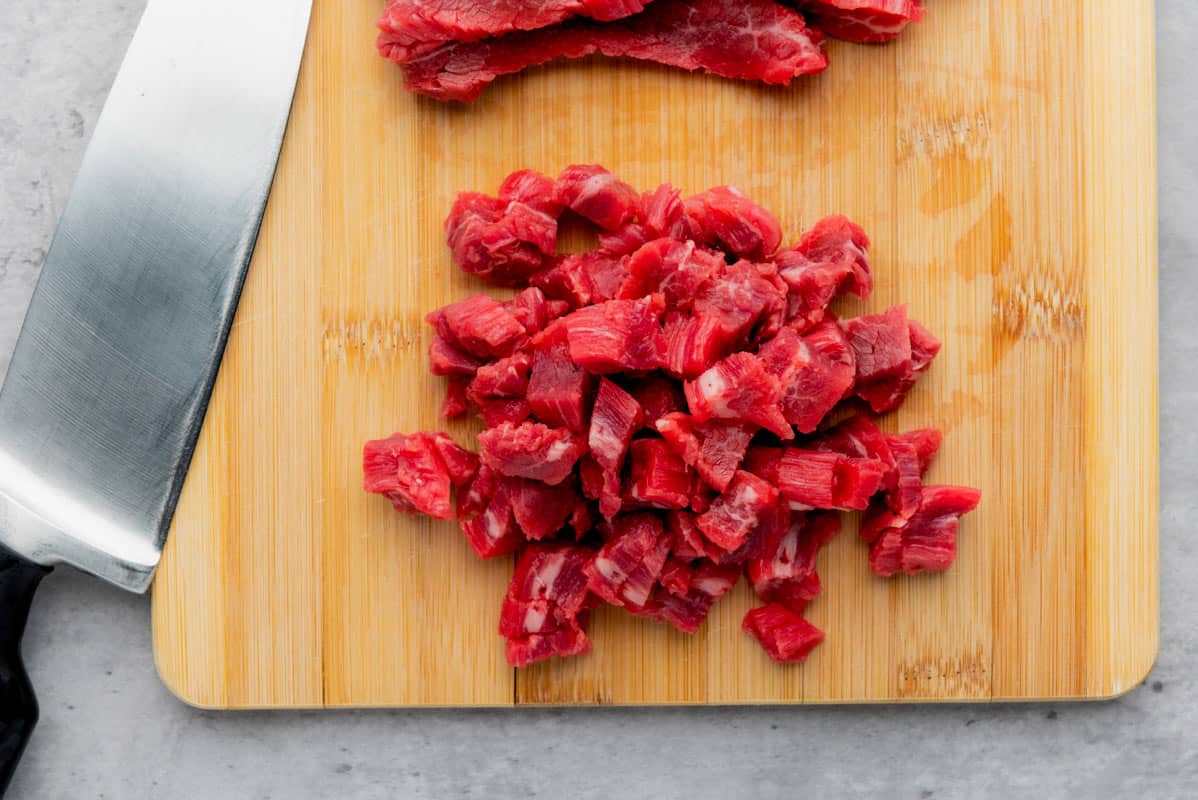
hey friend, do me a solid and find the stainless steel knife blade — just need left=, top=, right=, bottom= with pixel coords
left=0, top=0, right=313, bottom=592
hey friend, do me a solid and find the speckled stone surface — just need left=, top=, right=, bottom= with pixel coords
left=0, top=3, right=1193, bottom=798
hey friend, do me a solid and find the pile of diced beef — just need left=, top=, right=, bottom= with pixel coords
left=378, top=0, right=927, bottom=101
left=363, top=165, right=980, bottom=667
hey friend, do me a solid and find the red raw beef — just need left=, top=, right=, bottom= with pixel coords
left=742, top=603, right=824, bottom=663
left=527, top=323, right=594, bottom=431
left=692, top=261, right=788, bottom=353
left=478, top=421, right=587, bottom=485
left=506, top=475, right=581, bottom=540
left=757, top=321, right=855, bottom=433
left=883, top=433, right=923, bottom=520
left=661, top=312, right=727, bottom=378
left=563, top=296, right=667, bottom=373
left=457, top=470, right=524, bottom=558
left=895, top=428, right=943, bottom=474
left=644, top=561, right=740, bottom=633
left=589, top=379, right=644, bottom=518
left=776, top=449, right=887, bottom=511
left=682, top=186, right=783, bottom=259
left=474, top=396, right=534, bottom=427
left=395, top=0, right=829, bottom=102
left=685, top=352, right=792, bottom=439
left=624, top=438, right=692, bottom=509
left=429, top=334, right=486, bottom=377
left=843, top=307, right=941, bottom=413
left=618, top=238, right=724, bottom=309
left=555, top=164, right=642, bottom=230
left=585, top=512, right=672, bottom=610
left=363, top=432, right=475, bottom=519
left=865, top=485, right=981, bottom=576
left=501, top=543, right=594, bottom=666
left=775, top=215, right=872, bottom=330
left=655, top=412, right=754, bottom=492
left=657, top=558, right=694, bottom=596
left=429, top=294, right=527, bottom=358
left=444, top=192, right=556, bottom=285
left=626, top=373, right=687, bottom=428
left=467, top=352, right=532, bottom=405
left=440, top=375, right=470, bottom=418
left=696, top=470, right=779, bottom=553
left=796, top=0, right=925, bottom=44
left=666, top=510, right=708, bottom=560
left=532, top=251, right=630, bottom=307
left=742, top=445, right=784, bottom=484
left=747, top=510, right=841, bottom=614
left=506, top=286, right=565, bottom=335
left=811, top=413, right=893, bottom=464
left=379, top=0, right=654, bottom=64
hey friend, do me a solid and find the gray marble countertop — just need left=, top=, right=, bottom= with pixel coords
left=1, top=2, right=1194, bottom=798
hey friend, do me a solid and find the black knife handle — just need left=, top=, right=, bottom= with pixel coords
left=0, top=543, right=50, bottom=797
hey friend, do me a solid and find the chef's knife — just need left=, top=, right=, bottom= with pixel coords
left=0, top=0, right=312, bottom=791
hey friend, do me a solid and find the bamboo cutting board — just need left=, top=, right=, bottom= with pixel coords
left=151, top=0, right=1158, bottom=707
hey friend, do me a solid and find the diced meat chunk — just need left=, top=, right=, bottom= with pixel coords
left=685, top=352, right=792, bottom=439
left=429, top=334, right=486, bottom=376
left=626, top=373, right=687, bottom=428
left=444, top=192, right=556, bottom=285
left=692, top=262, right=788, bottom=353
left=555, top=164, right=641, bottom=230
left=467, top=352, right=532, bottom=406
left=440, top=375, right=470, bottom=418
left=479, top=421, right=587, bottom=485
left=618, top=238, right=724, bottom=308
left=526, top=323, right=594, bottom=432
left=429, top=294, right=527, bottom=358
left=505, top=623, right=592, bottom=668
left=500, top=542, right=595, bottom=666
left=743, top=604, right=825, bottom=663
left=662, top=312, right=727, bottom=378
left=363, top=432, right=473, bottom=519
left=775, top=214, right=872, bottom=329
left=757, top=321, right=855, bottom=433
left=624, top=438, right=692, bottom=510
left=894, top=428, right=943, bottom=474
left=585, top=513, right=672, bottom=610
left=506, top=286, right=563, bottom=335
left=644, top=561, right=740, bottom=633
left=563, top=296, right=667, bottom=373
left=457, top=471, right=523, bottom=558
left=866, top=485, right=981, bottom=576
left=588, top=379, right=644, bottom=518
left=841, top=305, right=912, bottom=383
left=747, top=511, right=841, bottom=614
left=742, top=445, right=784, bottom=484
left=776, top=450, right=887, bottom=511
left=655, top=412, right=753, bottom=492
left=505, top=476, right=580, bottom=540
left=696, top=470, right=778, bottom=553
left=682, top=186, right=783, bottom=259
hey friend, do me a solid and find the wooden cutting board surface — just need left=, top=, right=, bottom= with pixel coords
left=150, top=0, right=1158, bottom=707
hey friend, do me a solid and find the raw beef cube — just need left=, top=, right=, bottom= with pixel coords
left=506, top=286, right=561, bottom=335
left=585, top=512, right=672, bottom=610
left=883, top=433, right=923, bottom=521
left=430, top=435, right=480, bottom=486
left=667, top=510, right=709, bottom=561
left=696, top=470, right=779, bottom=553
left=777, top=450, right=887, bottom=511
left=692, top=262, right=788, bottom=352
left=655, top=412, right=754, bottom=492
left=502, top=543, right=593, bottom=625
left=395, top=0, right=829, bottom=103
left=685, top=352, right=792, bottom=439
left=742, top=603, right=824, bottom=663
left=456, top=464, right=498, bottom=520
left=625, top=438, right=692, bottom=510
left=626, top=373, right=687, bottom=428
left=748, top=511, right=841, bottom=613
left=811, top=413, right=893, bottom=463
left=467, top=352, right=532, bottom=403
left=853, top=317, right=941, bottom=413
left=377, top=0, right=655, bottom=64
left=444, top=192, right=556, bottom=285
left=475, top=397, right=534, bottom=427
left=644, top=561, right=740, bottom=633
left=662, top=312, right=727, bottom=378
left=478, top=421, right=587, bottom=485
left=796, top=0, right=925, bottom=44
left=618, top=238, right=724, bottom=309
left=742, top=445, right=784, bottom=484
left=682, top=186, right=783, bottom=259
left=506, top=475, right=580, bottom=540
left=430, top=294, right=527, bottom=358
left=458, top=475, right=523, bottom=558
left=894, top=428, right=943, bottom=474
left=588, top=378, right=644, bottom=518
left=757, top=321, right=856, bottom=433
left=532, top=251, right=631, bottom=307
left=440, top=375, right=470, bottom=419
left=505, top=623, right=591, bottom=668
left=555, top=164, right=642, bottom=230
left=866, top=485, right=981, bottom=576
left=499, top=169, right=565, bottom=215
left=599, top=223, right=650, bottom=256
left=841, top=305, right=912, bottom=383
left=429, top=334, right=486, bottom=376
left=641, top=183, right=686, bottom=238
left=526, top=323, right=594, bottom=432
left=363, top=432, right=469, bottom=519
left=563, top=296, right=667, bottom=373
left=658, top=558, right=695, bottom=597
left=775, top=214, right=872, bottom=329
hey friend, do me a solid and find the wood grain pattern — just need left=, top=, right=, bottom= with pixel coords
left=150, top=0, right=1158, bottom=707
